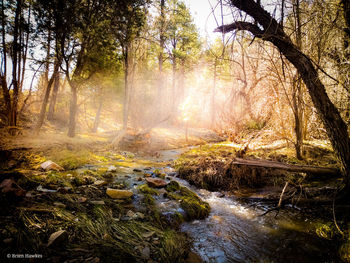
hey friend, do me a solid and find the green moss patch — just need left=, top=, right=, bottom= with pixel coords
left=167, top=185, right=210, bottom=220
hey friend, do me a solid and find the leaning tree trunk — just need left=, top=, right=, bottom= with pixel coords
left=215, top=0, right=350, bottom=194
left=34, top=61, right=60, bottom=134
left=47, top=72, right=60, bottom=121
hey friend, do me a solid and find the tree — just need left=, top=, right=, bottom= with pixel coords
left=0, top=0, right=31, bottom=127
left=110, top=0, right=149, bottom=131
left=166, top=0, right=201, bottom=117
left=215, top=0, right=350, bottom=194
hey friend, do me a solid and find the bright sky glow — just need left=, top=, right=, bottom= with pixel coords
left=183, top=0, right=233, bottom=42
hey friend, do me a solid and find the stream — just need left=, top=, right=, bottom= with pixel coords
left=107, top=148, right=336, bottom=263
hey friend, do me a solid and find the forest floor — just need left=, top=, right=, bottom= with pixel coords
left=0, top=128, right=349, bottom=262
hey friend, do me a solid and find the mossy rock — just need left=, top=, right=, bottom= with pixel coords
left=166, top=181, right=180, bottom=192
left=138, top=184, right=159, bottom=195
left=167, top=185, right=210, bottom=221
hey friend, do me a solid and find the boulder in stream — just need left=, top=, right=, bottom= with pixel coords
left=145, top=178, right=168, bottom=188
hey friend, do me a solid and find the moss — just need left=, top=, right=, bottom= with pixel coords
left=166, top=181, right=180, bottom=192
left=138, top=184, right=159, bottom=195
left=46, top=149, right=94, bottom=170
left=143, top=194, right=156, bottom=206
left=167, top=186, right=210, bottom=221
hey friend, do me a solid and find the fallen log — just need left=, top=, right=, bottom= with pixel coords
left=232, top=158, right=340, bottom=177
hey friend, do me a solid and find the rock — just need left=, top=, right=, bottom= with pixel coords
left=142, top=231, right=155, bottom=238
left=94, top=180, right=107, bottom=187
left=36, top=185, right=57, bottom=193
left=106, top=188, right=133, bottom=199
left=54, top=202, right=66, bottom=208
left=217, top=192, right=225, bottom=198
left=90, top=200, right=105, bottom=205
left=138, top=177, right=143, bottom=181
left=145, top=178, right=168, bottom=188
left=144, top=173, right=152, bottom=177
left=47, top=230, right=68, bottom=248
left=108, top=165, right=117, bottom=172
left=40, top=160, right=64, bottom=171
left=3, top=238, right=14, bottom=245
left=141, top=246, right=150, bottom=259
left=133, top=168, right=142, bottom=172
left=135, top=212, right=145, bottom=219
left=77, top=197, right=87, bottom=203
left=0, top=179, right=26, bottom=197
left=126, top=210, right=135, bottom=218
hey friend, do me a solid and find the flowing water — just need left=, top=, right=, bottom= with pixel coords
left=116, top=149, right=337, bottom=263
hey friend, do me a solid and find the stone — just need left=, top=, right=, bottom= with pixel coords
left=106, top=188, right=133, bottom=199
left=77, top=197, right=87, bottom=203
left=126, top=210, right=135, bottom=217
left=40, top=160, right=64, bottom=171
left=135, top=212, right=145, bottom=219
left=0, top=179, right=26, bottom=197
left=107, top=165, right=117, bottom=172
left=142, top=231, right=155, bottom=238
left=141, top=246, right=150, bottom=259
left=94, top=180, right=107, bottom=187
left=47, top=230, right=68, bottom=248
left=133, top=168, right=142, bottom=172
left=145, top=178, right=168, bottom=188
left=90, top=200, right=105, bottom=205
left=36, top=185, right=57, bottom=193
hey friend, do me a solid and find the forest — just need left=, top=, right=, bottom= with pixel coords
left=1, top=0, right=350, bottom=262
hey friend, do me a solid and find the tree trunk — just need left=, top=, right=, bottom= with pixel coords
left=292, top=0, right=304, bottom=160
left=34, top=62, right=59, bottom=134
left=123, top=45, right=130, bottom=130
left=211, top=58, right=217, bottom=128
left=47, top=71, right=60, bottom=121
left=156, top=0, right=165, bottom=122
left=9, top=0, right=22, bottom=127
left=92, top=99, right=103, bottom=133
left=215, top=0, right=350, bottom=193
left=67, top=81, right=77, bottom=137
left=171, top=55, right=176, bottom=114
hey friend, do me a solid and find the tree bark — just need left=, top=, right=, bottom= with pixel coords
left=67, top=81, right=77, bottom=137
left=34, top=61, right=60, bottom=134
left=215, top=0, right=350, bottom=193
left=123, top=44, right=130, bottom=130
left=47, top=72, right=60, bottom=121
left=9, top=0, right=22, bottom=127
left=92, top=99, right=103, bottom=133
